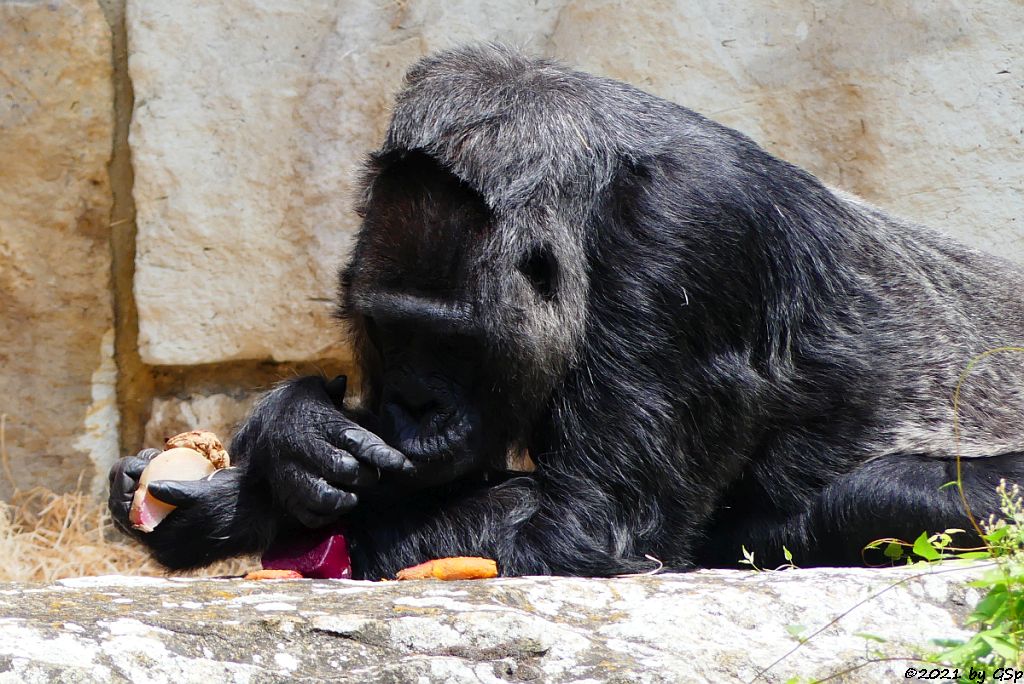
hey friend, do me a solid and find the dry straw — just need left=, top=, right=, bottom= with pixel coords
left=0, top=414, right=251, bottom=582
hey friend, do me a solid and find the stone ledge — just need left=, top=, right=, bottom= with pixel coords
left=0, top=565, right=983, bottom=682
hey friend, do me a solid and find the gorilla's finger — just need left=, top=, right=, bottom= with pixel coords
left=108, top=490, right=132, bottom=523
left=312, top=443, right=380, bottom=488
left=111, top=471, right=136, bottom=503
left=288, top=478, right=358, bottom=527
left=107, top=457, right=150, bottom=529
left=111, top=512, right=140, bottom=540
left=276, top=464, right=357, bottom=526
left=108, top=453, right=155, bottom=487
left=336, top=427, right=412, bottom=472
left=146, top=468, right=240, bottom=507
left=106, top=474, right=140, bottom=539
left=287, top=439, right=380, bottom=487
left=128, top=449, right=162, bottom=475
left=304, top=475, right=356, bottom=513
left=291, top=505, right=348, bottom=530
left=145, top=480, right=210, bottom=507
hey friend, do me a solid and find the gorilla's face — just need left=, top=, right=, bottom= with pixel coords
left=366, top=315, right=488, bottom=476
left=340, top=152, right=518, bottom=484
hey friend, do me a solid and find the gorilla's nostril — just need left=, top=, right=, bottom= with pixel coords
left=391, top=392, right=438, bottom=419
left=385, top=379, right=441, bottom=416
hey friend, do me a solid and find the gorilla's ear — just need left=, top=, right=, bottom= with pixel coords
left=338, top=266, right=354, bottom=300
left=517, top=244, right=559, bottom=302
left=335, top=263, right=367, bottom=330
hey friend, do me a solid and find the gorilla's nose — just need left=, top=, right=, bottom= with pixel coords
left=385, top=381, right=441, bottom=419
left=380, top=381, right=445, bottom=442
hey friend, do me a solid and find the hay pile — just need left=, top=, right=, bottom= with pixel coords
left=0, top=485, right=162, bottom=581
left=0, top=485, right=252, bottom=582
left=0, top=415, right=251, bottom=582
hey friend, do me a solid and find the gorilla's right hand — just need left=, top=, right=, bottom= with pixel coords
left=107, top=447, right=276, bottom=569
left=230, top=375, right=414, bottom=528
left=107, top=376, right=412, bottom=569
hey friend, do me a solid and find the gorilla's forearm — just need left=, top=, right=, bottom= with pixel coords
left=144, top=470, right=280, bottom=571
left=344, top=475, right=670, bottom=579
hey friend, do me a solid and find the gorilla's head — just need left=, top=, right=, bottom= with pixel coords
left=338, top=140, right=590, bottom=481
left=334, top=48, right=661, bottom=483
left=335, top=44, right=807, bottom=489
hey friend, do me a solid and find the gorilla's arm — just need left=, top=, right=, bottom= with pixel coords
left=344, top=473, right=665, bottom=579
left=109, top=375, right=658, bottom=575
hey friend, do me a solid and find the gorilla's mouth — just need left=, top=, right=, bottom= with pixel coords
left=381, top=400, right=474, bottom=464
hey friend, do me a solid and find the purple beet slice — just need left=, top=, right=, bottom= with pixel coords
left=261, top=524, right=352, bottom=579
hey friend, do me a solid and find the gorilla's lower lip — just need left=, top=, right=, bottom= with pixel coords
left=395, top=417, right=471, bottom=463
left=382, top=401, right=474, bottom=461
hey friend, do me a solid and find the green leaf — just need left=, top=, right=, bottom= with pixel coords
left=930, top=638, right=965, bottom=648
left=785, top=624, right=806, bottom=639
left=913, top=532, right=941, bottom=561
left=884, top=542, right=904, bottom=560
left=783, top=546, right=793, bottom=563
left=938, top=636, right=990, bottom=662
left=980, top=633, right=1019, bottom=661
left=970, top=588, right=1009, bottom=624
left=956, top=551, right=993, bottom=560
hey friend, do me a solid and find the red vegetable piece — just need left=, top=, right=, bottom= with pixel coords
left=261, top=524, right=351, bottom=579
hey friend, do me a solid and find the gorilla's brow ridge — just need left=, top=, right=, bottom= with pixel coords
left=351, top=290, right=477, bottom=335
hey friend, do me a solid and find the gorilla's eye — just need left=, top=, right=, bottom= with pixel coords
left=518, top=246, right=558, bottom=302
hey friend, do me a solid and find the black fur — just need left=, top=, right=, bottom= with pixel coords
left=109, top=44, right=1024, bottom=577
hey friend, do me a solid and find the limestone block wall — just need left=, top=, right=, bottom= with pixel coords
left=0, top=0, right=1021, bottom=498
left=0, top=0, right=117, bottom=497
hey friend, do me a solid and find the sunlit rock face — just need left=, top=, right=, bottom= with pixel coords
left=0, top=567, right=984, bottom=682
left=0, top=0, right=118, bottom=497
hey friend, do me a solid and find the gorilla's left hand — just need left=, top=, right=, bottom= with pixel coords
left=232, top=375, right=415, bottom=528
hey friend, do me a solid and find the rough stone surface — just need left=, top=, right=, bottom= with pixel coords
left=553, top=2, right=1024, bottom=261
left=129, top=1, right=1023, bottom=367
left=128, top=1, right=348, bottom=366
left=142, top=393, right=258, bottom=450
left=0, top=0, right=118, bottom=497
left=0, top=566, right=983, bottom=682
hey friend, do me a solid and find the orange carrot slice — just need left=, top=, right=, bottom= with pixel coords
left=244, top=569, right=303, bottom=580
left=396, top=556, right=498, bottom=580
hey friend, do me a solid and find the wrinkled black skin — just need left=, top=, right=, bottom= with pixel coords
left=109, top=45, right=1024, bottom=578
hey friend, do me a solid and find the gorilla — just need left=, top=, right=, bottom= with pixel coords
left=109, top=44, right=1024, bottom=578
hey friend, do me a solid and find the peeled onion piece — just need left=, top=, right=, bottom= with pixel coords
left=129, top=447, right=219, bottom=532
